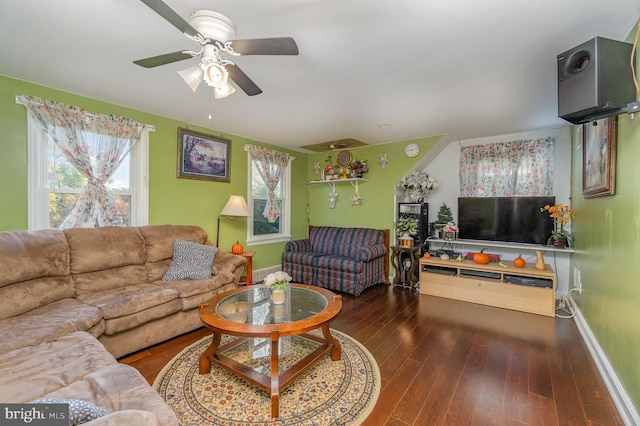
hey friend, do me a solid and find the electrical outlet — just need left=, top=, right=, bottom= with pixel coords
left=574, top=266, right=582, bottom=294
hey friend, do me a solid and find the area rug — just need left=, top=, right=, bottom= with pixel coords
left=154, top=329, right=380, bottom=425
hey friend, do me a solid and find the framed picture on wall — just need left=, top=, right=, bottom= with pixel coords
left=177, top=128, right=231, bottom=182
left=582, top=117, right=617, bottom=198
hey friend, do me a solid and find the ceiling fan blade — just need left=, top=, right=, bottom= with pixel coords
left=139, top=0, right=201, bottom=40
left=226, top=64, right=262, bottom=96
left=229, top=37, right=299, bottom=55
left=134, top=51, right=193, bottom=68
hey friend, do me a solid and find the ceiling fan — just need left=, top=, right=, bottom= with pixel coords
left=134, top=0, right=299, bottom=98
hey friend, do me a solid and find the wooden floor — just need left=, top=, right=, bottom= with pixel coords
left=120, top=285, right=623, bottom=426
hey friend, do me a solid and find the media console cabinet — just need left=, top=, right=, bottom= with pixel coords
left=419, top=257, right=556, bottom=317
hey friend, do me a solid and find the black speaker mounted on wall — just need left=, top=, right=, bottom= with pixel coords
left=557, top=36, right=635, bottom=124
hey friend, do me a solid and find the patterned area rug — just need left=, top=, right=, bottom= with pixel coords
left=154, top=329, right=380, bottom=425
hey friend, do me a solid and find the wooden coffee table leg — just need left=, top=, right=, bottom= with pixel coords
left=270, top=331, right=280, bottom=419
left=198, top=332, right=221, bottom=374
left=322, top=325, right=341, bottom=361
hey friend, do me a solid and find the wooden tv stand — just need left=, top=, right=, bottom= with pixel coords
left=419, top=257, right=556, bottom=317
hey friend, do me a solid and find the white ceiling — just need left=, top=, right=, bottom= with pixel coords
left=1, top=1, right=638, bottom=152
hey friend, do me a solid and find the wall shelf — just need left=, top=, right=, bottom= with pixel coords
left=426, top=237, right=574, bottom=253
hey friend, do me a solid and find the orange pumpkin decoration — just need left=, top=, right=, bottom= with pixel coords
left=472, top=248, right=490, bottom=264
left=513, top=255, right=526, bottom=268
left=231, top=241, right=244, bottom=255
left=423, top=252, right=431, bottom=259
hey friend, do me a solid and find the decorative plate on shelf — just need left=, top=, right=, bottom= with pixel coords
left=336, top=150, right=352, bottom=167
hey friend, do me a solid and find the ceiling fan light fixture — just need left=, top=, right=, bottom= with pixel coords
left=177, top=64, right=205, bottom=92
left=214, top=82, right=236, bottom=99
left=202, top=62, right=229, bottom=88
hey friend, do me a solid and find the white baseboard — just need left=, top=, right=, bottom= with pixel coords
left=574, top=307, right=640, bottom=425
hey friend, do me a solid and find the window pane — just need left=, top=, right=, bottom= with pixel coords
left=251, top=162, right=281, bottom=197
left=48, top=143, right=86, bottom=190
left=252, top=199, right=282, bottom=235
left=107, top=156, right=130, bottom=191
left=49, top=193, right=80, bottom=229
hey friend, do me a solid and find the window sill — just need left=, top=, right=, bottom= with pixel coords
left=247, top=235, right=292, bottom=246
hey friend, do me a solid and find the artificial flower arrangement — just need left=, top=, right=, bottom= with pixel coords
left=395, top=216, right=419, bottom=236
left=350, top=159, right=369, bottom=177
left=441, top=222, right=458, bottom=240
left=264, top=271, right=292, bottom=291
left=540, top=203, right=576, bottom=244
left=399, top=170, right=439, bottom=191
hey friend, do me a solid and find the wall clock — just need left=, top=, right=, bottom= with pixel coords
left=336, top=150, right=352, bottom=167
left=404, top=143, right=420, bottom=158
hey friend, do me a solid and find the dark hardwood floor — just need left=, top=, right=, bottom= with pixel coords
left=120, top=285, right=623, bottom=425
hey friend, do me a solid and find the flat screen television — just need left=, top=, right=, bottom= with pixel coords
left=457, top=196, right=555, bottom=245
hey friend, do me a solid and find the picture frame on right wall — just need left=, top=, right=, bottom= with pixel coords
left=582, top=116, right=617, bottom=198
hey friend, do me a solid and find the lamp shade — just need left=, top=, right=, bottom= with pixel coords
left=220, top=195, right=249, bottom=217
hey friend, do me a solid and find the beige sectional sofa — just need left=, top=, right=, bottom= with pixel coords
left=0, top=225, right=246, bottom=425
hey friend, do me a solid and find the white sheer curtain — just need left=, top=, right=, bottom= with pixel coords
left=245, top=145, right=292, bottom=223
left=17, top=95, right=146, bottom=228
left=459, top=137, right=555, bottom=197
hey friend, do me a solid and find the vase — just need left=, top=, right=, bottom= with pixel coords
left=535, top=250, right=546, bottom=270
left=552, top=236, right=568, bottom=248
left=271, top=288, right=286, bottom=304
left=406, top=188, right=424, bottom=203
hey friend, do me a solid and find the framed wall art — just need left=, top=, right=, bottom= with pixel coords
left=582, top=117, right=617, bottom=198
left=177, top=128, right=231, bottom=182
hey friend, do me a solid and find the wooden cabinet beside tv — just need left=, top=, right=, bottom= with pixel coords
left=419, top=258, right=556, bottom=317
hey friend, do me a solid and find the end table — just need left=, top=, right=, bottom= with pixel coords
left=390, top=245, right=420, bottom=291
left=240, top=251, right=255, bottom=285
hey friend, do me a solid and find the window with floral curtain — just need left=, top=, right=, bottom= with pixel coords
left=459, top=137, right=555, bottom=197
left=17, top=95, right=150, bottom=229
left=245, top=144, right=293, bottom=244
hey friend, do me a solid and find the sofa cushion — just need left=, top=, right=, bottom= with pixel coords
left=40, top=363, right=179, bottom=426
left=0, top=299, right=103, bottom=355
left=31, top=398, right=110, bottom=425
left=73, top=265, right=149, bottom=297
left=154, top=272, right=237, bottom=310
left=0, top=276, right=75, bottom=321
left=315, top=255, right=361, bottom=273
left=163, top=239, right=217, bottom=281
left=64, top=227, right=146, bottom=274
left=0, top=229, right=70, bottom=288
left=282, top=251, right=321, bottom=267
left=0, top=331, right=117, bottom=403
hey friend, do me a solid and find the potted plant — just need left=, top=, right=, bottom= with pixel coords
left=264, top=271, right=292, bottom=304
left=395, top=216, right=419, bottom=246
left=399, top=170, right=438, bottom=202
left=540, top=203, right=575, bottom=248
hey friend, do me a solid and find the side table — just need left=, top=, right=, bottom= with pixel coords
left=240, top=251, right=255, bottom=285
left=390, top=245, right=420, bottom=290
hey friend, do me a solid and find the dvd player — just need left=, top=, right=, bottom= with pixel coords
left=504, top=274, right=553, bottom=289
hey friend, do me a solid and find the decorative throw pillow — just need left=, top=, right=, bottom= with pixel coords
left=31, top=398, right=109, bottom=425
left=163, top=239, right=217, bottom=281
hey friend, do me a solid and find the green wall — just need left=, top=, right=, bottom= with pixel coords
left=0, top=75, right=308, bottom=270
left=569, top=27, right=640, bottom=414
left=306, top=136, right=442, bottom=231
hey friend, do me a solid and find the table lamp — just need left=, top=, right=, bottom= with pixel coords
left=216, top=195, right=249, bottom=249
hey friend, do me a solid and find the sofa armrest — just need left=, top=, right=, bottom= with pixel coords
left=212, top=250, right=246, bottom=276
left=355, top=243, right=387, bottom=262
left=285, top=239, right=311, bottom=252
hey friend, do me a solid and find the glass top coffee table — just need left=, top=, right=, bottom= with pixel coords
left=198, top=284, right=343, bottom=419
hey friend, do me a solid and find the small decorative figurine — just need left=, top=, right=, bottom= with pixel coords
left=379, top=152, right=388, bottom=169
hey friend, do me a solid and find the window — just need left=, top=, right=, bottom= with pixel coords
left=246, top=145, right=292, bottom=245
left=19, top=96, right=152, bottom=230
